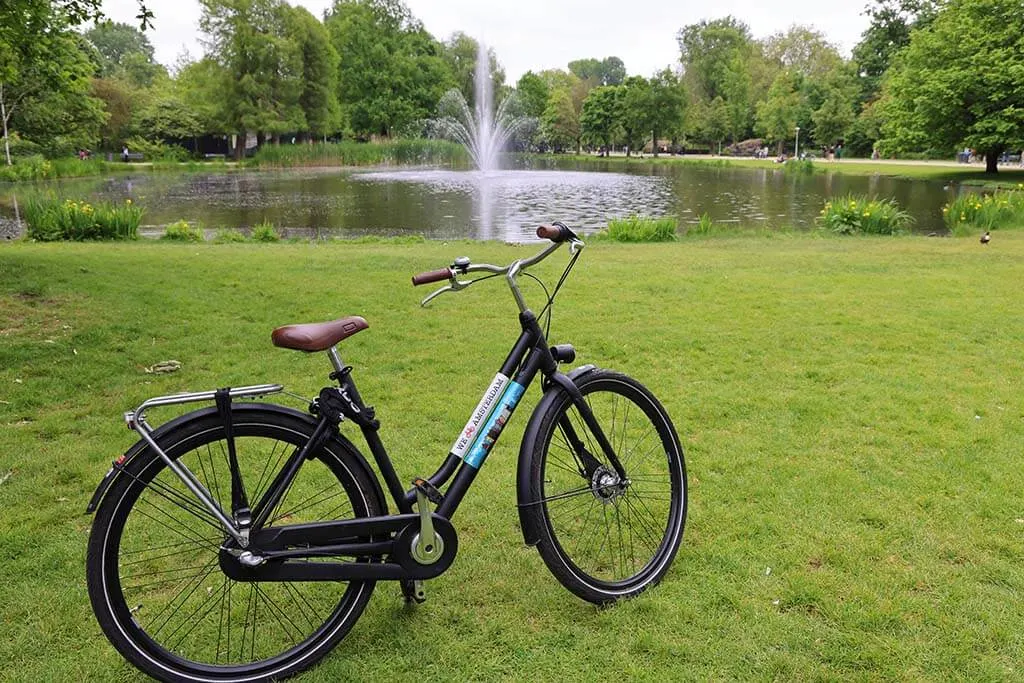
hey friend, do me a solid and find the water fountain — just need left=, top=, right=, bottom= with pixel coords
left=429, top=41, right=533, bottom=173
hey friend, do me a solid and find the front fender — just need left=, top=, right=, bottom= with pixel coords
left=516, top=364, right=597, bottom=545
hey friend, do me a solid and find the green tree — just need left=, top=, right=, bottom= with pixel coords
left=647, top=68, right=687, bottom=156
left=812, top=85, right=856, bottom=147
left=619, top=76, right=651, bottom=156
left=83, top=21, right=155, bottom=79
left=678, top=17, right=755, bottom=143
left=1, top=4, right=104, bottom=163
left=852, top=0, right=938, bottom=104
left=580, top=85, right=622, bottom=151
left=677, top=16, right=752, bottom=101
left=442, top=32, right=505, bottom=109
left=326, top=0, right=452, bottom=139
left=515, top=71, right=549, bottom=119
left=880, top=0, right=1024, bottom=172
left=541, top=88, right=579, bottom=152
left=287, top=6, right=339, bottom=140
left=700, top=96, right=731, bottom=152
left=90, top=77, right=138, bottom=148
left=755, top=70, right=804, bottom=154
left=200, top=0, right=304, bottom=157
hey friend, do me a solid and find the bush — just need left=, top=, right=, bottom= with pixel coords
left=250, top=139, right=467, bottom=168
left=161, top=220, right=204, bottom=242
left=594, top=215, right=678, bottom=242
left=125, top=136, right=191, bottom=162
left=251, top=221, right=281, bottom=242
left=943, top=187, right=1024, bottom=234
left=213, top=227, right=247, bottom=243
left=23, top=196, right=142, bottom=241
left=689, top=213, right=716, bottom=236
left=783, top=158, right=815, bottom=175
left=818, top=195, right=913, bottom=235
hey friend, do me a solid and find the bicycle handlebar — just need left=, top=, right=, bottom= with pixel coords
left=411, top=267, right=452, bottom=286
left=412, top=222, right=584, bottom=307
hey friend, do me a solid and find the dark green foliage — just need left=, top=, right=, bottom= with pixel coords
left=326, top=0, right=454, bottom=139
left=880, top=0, right=1024, bottom=173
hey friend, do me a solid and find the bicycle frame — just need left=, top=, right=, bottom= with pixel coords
left=96, top=236, right=629, bottom=582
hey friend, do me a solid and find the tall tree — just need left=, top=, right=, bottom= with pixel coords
left=647, top=68, right=687, bottom=156
left=678, top=17, right=755, bottom=143
left=326, top=0, right=452, bottom=139
left=619, top=76, right=651, bottom=156
left=580, top=85, right=622, bottom=152
left=200, top=0, right=304, bottom=157
left=515, top=71, right=549, bottom=119
left=83, top=21, right=155, bottom=77
left=1, top=3, right=104, bottom=163
left=755, top=70, right=804, bottom=154
left=442, top=32, right=505, bottom=109
left=677, top=16, right=753, bottom=101
left=287, top=6, right=339, bottom=140
left=541, top=88, right=579, bottom=152
left=852, top=0, right=938, bottom=102
left=880, top=0, right=1024, bottom=172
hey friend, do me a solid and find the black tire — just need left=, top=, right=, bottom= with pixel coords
left=86, top=404, right=385, bottom=682
left=522, top=370, right=687, bottom=604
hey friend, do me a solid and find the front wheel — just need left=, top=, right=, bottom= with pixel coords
left=521, top=370, right=687, bottom=604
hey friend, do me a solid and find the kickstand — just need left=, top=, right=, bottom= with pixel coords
left=400, top=579, right=426, bottom=604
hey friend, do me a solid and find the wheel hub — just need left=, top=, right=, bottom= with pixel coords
left=591, top=466, right=625, bottom=504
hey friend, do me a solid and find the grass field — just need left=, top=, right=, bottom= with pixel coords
left=2, top=233, right=1024, bottom=680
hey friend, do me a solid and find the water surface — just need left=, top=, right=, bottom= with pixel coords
left=1, top=159, right=956, bottom=241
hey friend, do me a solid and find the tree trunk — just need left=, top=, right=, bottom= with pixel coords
left=986, top=148, right=1001, bottom=174
left=652, top=129, right=658, bottom=157
left=256, top=131, right=266, bottom=149
left=1, top=84, right=11, bottom=167
left=233, top=132, right=246, bottom=161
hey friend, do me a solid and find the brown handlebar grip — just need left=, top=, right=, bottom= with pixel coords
left=411, top=267, right=452, bottom=286
left=537, top=224, right=562, bottom=241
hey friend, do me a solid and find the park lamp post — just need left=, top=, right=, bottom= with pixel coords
left=794, top=126, right=800, bottom=160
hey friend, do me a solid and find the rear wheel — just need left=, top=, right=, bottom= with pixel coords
left=523, top=370, right=687, bottom=604
left=86, top=405, right=384, bottom=682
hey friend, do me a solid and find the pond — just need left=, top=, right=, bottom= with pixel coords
left=0, top=157, right=956, bottom=241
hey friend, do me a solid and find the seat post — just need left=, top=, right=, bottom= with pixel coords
left=326, top=346, right=345, bottom=377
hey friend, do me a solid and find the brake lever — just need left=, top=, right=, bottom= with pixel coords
left=420, top=277, right=473, bottom=307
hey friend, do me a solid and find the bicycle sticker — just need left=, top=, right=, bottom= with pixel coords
left=450, top=372, right=508, bottom=459
left=464, top=381, right=525, bottom=469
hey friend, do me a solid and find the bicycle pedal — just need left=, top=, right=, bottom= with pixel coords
left=411, top=478, right=444, bottom=505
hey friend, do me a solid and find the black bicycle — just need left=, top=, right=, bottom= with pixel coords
left=85, top=222, right=687, bottom=682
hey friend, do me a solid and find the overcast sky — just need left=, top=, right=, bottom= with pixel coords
left=100, top=0, right=872, bottom=83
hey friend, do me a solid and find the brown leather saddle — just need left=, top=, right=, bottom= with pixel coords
left=270, top=316, right=368, bottom=352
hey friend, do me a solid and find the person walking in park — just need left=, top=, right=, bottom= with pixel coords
left=122, top=145, right=129, bottom=163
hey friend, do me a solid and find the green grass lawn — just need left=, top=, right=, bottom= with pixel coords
left=2, top=233, right=1024, bottom=680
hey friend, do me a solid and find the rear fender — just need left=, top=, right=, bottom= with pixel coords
left=85, top=403, right=388, bottom=518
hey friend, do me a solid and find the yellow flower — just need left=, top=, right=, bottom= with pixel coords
left=862, top=212, right=870, bottom=216
left=126, top=199, right=132, bottom=205
left=942, top=207, right=948, bottom=213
